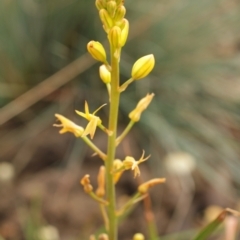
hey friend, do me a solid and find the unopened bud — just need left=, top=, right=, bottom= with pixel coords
left=138, top=178, right=166, bottom=194
left=120, top=19, right=129, bottom=46
left=115, top=18, right=126, bottom=30
left=99, top=9, right=113, bottom=31
left=95, top=0, right=105, bottom=10
left=99, top=64, right=111, bottom=83
left=113, top=159, right=124, bottom=184
left=87, top=41, right=107, bottom=63
left=131, top=54, right=155, bottom=80
left=107, top=1, right=117, bottom=17
left=116, top=0, right=123, bottom=6
left=133, top=233, right=145, bottom=240
left=114, top=5, right=126, bottom=22
left=98, top=233, right=109, bottom=240
left=108, top=26, right=121, bottom=49
left=96, top=166, right=106, bottom=197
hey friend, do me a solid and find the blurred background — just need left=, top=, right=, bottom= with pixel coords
left=0, top=0, right=240, bottom=239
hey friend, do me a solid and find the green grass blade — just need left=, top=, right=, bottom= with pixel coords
left=192, top=210, right=226, bottom=240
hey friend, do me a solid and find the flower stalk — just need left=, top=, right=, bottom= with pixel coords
left=53, top=1, right=162, bottom=240
left=105, top=40, right=120, bottom=240
left=115, top=120, right=135, bottom=146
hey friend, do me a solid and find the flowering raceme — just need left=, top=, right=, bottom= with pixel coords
left=53, top=1, right=166, bottom=239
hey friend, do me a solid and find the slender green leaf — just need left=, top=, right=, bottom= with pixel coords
left=192, top=210, right=226, bottom=240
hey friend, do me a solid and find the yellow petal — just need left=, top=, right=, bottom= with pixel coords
left=82, top=117, right=99, bottom=139
left=54, top=114, right=84, bottom=137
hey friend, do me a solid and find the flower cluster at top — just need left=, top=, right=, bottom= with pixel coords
left=53, top=0, right=158, bottom=178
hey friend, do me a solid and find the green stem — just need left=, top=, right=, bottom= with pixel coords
left=115, top=120, right=135, bottom=146
left=99, top=204, right=109, bottom=231
left=105, top=47, right=120, bottom=240
left=89, top=192, right=109, bottom=205
left=82, top=136, right=107, bottom=161
left=116, top=193, right=141, bottom=217
left=119, top=78, right=134, bottom=92
left=144, top=195, right=159, bottom=240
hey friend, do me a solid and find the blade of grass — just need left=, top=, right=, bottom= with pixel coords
left=192, top=209, right=240, bottom=240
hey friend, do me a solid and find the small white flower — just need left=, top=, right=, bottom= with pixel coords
left=38, top=225, right=59, bottom=240
left=164, top=152, right=196, bottom=176
left=0, top=162, right=15, bottom=182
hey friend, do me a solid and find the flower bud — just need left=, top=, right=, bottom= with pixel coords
left=115, top=0, right=123, bottom=6
left=96, top=166, right=106, bottom=197
left=99, top=9, right=113, bottom=31
left=99, top=64, right=111, bottom=83
left=120, top=19, right=129, bottom=46
left=131, top=54, right=155, bottom=80
left=113, top=159, right=124, bottom=183
left=114, top=5, right=126, bottom=22
left=108, top=26, right=121, bottom=49
left=87, top=41, right=107, bottom=63
left=95, top=0, right=105, bottom=10
left=115, top=18, right=125, bottom=30
left=138, top=178, right=166, bottom=194
left=133, top=233, right=145, bottom=240
left=129, top=93, right=154, bottom=122
left=106, top=1, right=117, bottom=17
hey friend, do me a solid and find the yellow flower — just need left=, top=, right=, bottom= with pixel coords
left=123, top=151, right=150, bottom=178
left=54, top=114, right=84, bottom=137
left=129, top=93, right=154, bottom=122
left=76, top=101, right=108, bottom=139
